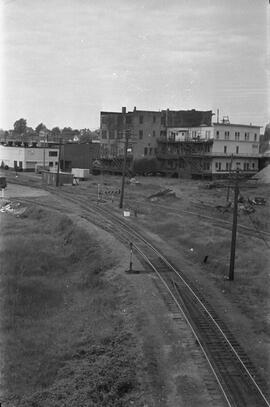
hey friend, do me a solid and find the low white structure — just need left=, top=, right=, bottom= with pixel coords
left=0, top=145, right=59, bottom=171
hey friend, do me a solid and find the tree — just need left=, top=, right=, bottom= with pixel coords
left=62, top=127, right=77, bottom=142
left=35, top=123, right=47, bottom=134
left=14, top=118, right=27, bottom=135
left=133, top=158, right=158, bottom=175
left=79, top=128, right=99, bottom=143
left=51, top=127, right=61, bottom=139
left=26, top=126, right=35, bottom=135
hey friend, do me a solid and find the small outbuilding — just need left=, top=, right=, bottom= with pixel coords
left=42, top=171, right=73, bottom=186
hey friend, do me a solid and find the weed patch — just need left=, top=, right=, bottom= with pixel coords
left=0, top=207, right=142, bottom=406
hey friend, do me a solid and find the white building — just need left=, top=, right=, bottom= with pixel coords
left=211, top=123, right=260, bottom=174
left=0, top=145, right=59, bottom=171
left=158, top=122, right=261, bottom=177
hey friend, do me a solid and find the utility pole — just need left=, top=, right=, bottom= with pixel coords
left=228, top=168, right=239, bottom=280
left=56, top=138, right=62, bottom=187
left=119, top=108, right=128, bottom=209
left=43, top=134, right=46, bottom=169
left=226, top=154, right=234, bottom=202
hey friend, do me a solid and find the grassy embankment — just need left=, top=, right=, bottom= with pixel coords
left=0, top=206, right=142, bottom=407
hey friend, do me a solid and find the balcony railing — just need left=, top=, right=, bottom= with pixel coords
left=157, top=137, right=214, bottom=144
left=156, top=151, right=261, bottom=159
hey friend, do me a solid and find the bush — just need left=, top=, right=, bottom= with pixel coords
left=133, top=158, right=159, bottom=175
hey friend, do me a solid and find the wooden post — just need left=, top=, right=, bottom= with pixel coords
left=119, top=109, right=127, bottom=209
left=56, top=138, right=62, bottom=187
left=229, top=169, right=239, bottom=280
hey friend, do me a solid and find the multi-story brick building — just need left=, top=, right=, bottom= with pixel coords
left=99, top=107, right=261, bottom=178
left=99, top=107, right=212, bottom=173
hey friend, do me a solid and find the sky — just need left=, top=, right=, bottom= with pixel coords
left=0, top=0, right=269, bottom=131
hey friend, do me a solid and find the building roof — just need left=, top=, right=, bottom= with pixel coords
left=213, top=122, right=261, bottom=129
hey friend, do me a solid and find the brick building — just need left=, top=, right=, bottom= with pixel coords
left=99, top=107, right=261, bottom=178
left=99, top=107, right=212, bottom=173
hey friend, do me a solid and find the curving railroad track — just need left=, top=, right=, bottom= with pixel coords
left=19, top=186, right=269, bottom=407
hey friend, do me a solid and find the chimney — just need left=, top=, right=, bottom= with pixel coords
left=133, top=106, right=136, bottom=112
left=122, top=106, right=126, bottom=114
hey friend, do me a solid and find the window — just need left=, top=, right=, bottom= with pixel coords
left=49, top=161, right=53, bottom=167
left=153, top=130, right=156, bottom=137
left=216, top=130, right=219, bottom=139
left=160, top=130, right=166, bottom=137
left=154, top=148, right=157, bottom=155
left=139, top=115, right=143, bottom=124
left=254, top=133, right=257, bottom=141
left=236, top=162, right=241, bottom=169
left=252, top=163, right=255, bottom=169
left=226, top=162, right=230, bottom=171
left=153, top=116, right=156, bottom=123
left=215, top=162, right=221, bottom=171
left=49, top=151, right=57, bottom=157
left=225, top=131, right=230, bottom=140
left=55, top=162, right=58, bottom=166
left=235, top=132, right=240, bottom=141
left=149, top=147, right=152, bottom=155
left=236, top=145, right=239, bottom=154
left=144, top=147, right=148, bottom=155
left=244, top=132, right=249, bottom=141
left=224, top=146, right=227, bottom=154
left=102, top=130, right=107, bottom=139
left=139, top=130, right=143, bottom=139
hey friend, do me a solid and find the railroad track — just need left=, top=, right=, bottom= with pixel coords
left=26, top=187, right=268, bottom=407
left=8, top=183, right=270, bottom=405
left=8, top=177, right=270, bottom=241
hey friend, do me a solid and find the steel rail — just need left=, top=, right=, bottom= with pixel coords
left=9, top=178, right=270, bottom=238
left=134, top=244, right=232, bottom=407
left=18, top=189, right=270, bottom=406
left=81, top=198, right=270, bottom=407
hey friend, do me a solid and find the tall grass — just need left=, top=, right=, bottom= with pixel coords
left=0, top=206, right=141, bottom=406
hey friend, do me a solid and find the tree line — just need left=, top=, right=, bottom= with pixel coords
left=1, top=118, right=99, bottom=143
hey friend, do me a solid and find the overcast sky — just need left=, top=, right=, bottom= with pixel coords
left=0, top=0, right=269, bottom=131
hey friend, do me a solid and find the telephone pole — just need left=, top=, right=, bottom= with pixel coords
left=119, top=108, right=128, bottom=209
left=56, top=138, right=62, bottom=187
left=228, top=168, right=239, bottom=281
